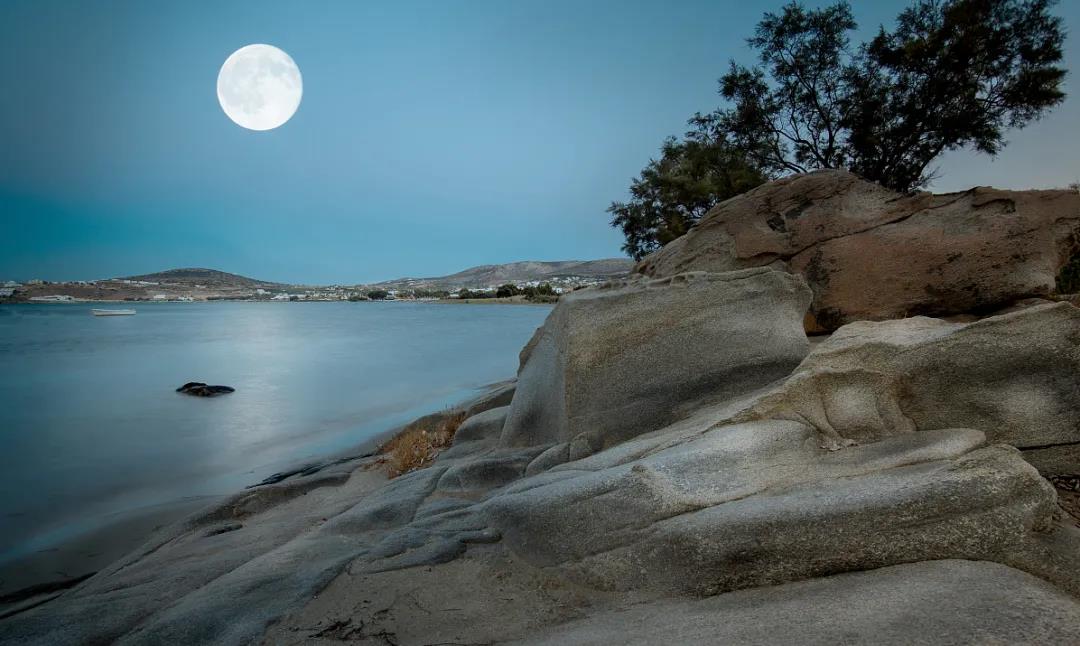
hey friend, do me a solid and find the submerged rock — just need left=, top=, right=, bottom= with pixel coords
left=636, top=170, right=1080, bottom=331
left=175, top=382, right=235, bottom=397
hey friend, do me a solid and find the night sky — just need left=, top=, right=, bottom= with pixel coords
left=3, top=0, right=1079, bottom=283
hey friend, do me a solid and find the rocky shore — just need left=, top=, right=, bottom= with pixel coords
left=4, top=170, right=1080, bottom=645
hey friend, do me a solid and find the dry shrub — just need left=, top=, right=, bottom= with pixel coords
left=378, top=410, right=467, bottom=478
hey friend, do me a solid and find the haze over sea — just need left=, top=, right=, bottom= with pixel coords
left=0, top=301, right=548, bottom=571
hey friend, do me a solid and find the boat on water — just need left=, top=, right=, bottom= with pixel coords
left=91, top=309, right=136, bottom=316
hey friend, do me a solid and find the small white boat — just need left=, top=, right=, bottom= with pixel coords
left=91, top=308, right=136, bottom=316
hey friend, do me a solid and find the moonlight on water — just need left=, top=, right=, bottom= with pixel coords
left=217, top=44, right=302, bottom=131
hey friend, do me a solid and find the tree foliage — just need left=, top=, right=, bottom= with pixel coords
left=496, top=283, right=522, bottom=298
left=608, top=136, right=767, bottom=260
left=456, top=288, right=490, bottom=299
left=702, top=2, right=857, bottom=175
left=523, top=283, right=556, bottom=298
left=695, top=0, right=1066, bottom=192
left=611, top=0, right=1067, bottom=258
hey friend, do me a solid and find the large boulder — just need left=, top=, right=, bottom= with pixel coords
left=486, top=419, right=1079, bottom=597
left=636, top=170, right=1080, bottom=331
left=732, top=302, right=1080, bottom=468
left=498, top=268, right=812, bottom=451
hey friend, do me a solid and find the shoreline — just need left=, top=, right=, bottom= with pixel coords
left=1, top=299, right=555, bottom=305
left=0, top=380, right=514, bottom=615
left=0, top=496, right=219, bottom=609
left=434, top=297, right=555, bottom=306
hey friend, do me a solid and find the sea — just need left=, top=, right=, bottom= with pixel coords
left=0, top=301, right=549, bottom=575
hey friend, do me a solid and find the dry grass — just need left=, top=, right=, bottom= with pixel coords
left=377, top=410, right=467, bottom=478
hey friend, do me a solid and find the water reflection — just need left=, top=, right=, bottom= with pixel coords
left=0, top=301, right=549, bottom=563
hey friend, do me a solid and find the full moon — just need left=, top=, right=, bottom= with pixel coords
left=217, top=44, right=302, bottom=131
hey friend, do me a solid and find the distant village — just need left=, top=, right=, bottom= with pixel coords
left=0, top=274, right=612, bottom=304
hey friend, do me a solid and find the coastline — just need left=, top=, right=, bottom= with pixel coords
left=0, top=496, right=218, bottom=613
left=1, top=298, right=556, bottom=305
left=0, top=379, right=514, bottom=617
left=434, top=296, right=555, bottom=306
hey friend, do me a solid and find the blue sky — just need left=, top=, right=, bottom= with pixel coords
left=2, top=0, right=1079, bottom=284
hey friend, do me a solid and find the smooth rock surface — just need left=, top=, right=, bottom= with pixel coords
left=499, top=268, right=812, bottom=451
left=6, top=390, right=1080, bottom=644
left=520, top=560, right=1080, bottom=646
left=463, top=381, right=515, bottom=417
left=636, top=170, right=1080, bottom=330
left=733, top=303, right=1080, bottom=459
left=486, top=419, right=1074, bottom=596
left=452, top=405, right=509, bottom=445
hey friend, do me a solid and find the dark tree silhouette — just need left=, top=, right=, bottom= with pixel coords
left=611, top=0, right=1066, bottom=258
left=695, top=0, right=1066, bottom=192
left=845, top=0, right=1067, bottom=191
left=608, top=136, right=765, bottom=260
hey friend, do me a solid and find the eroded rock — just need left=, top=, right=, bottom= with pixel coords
left=499, top=268, right=812, bottom=452
left=732, top=303, right=1080, bottom=464
left=486, top=420, right=1076, bottom=597
left=636, top=170, right=1080, bottom=331
left=520, top=560, right=1080, bottom=646
left=452, top=406, right=509, bottom=445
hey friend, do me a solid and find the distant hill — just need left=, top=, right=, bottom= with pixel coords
left=121, top=268, right=284, bottom=289
left=118, top=260, right=635, bottom=291
left=369, top=259, right=635, bottom=290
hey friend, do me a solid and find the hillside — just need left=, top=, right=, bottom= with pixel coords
left=121, top=268, right=284, bottom=289
left=2, top=261, right=633, bottom=303
left=369, top=258, right=633, bottom=290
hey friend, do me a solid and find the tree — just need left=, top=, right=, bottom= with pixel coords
left=697, top=2, right=857, bottom=177
left=694, top=0, right=1066, bottom=193
left=496, top=283, right=521, bottom=298
left=457, top=288, right=494, bottom=299
left=522, top=283, right=559, bottom=302
left=412, top=289, right=449, bottom=299
left=366, top=289, right=389, bottom=300
left=846, top=0, right=1067, bottom=191
left=608, top=136, right=767, bottom=260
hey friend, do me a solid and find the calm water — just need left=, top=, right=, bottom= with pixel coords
left=0, top=301, right=548, bottom=565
